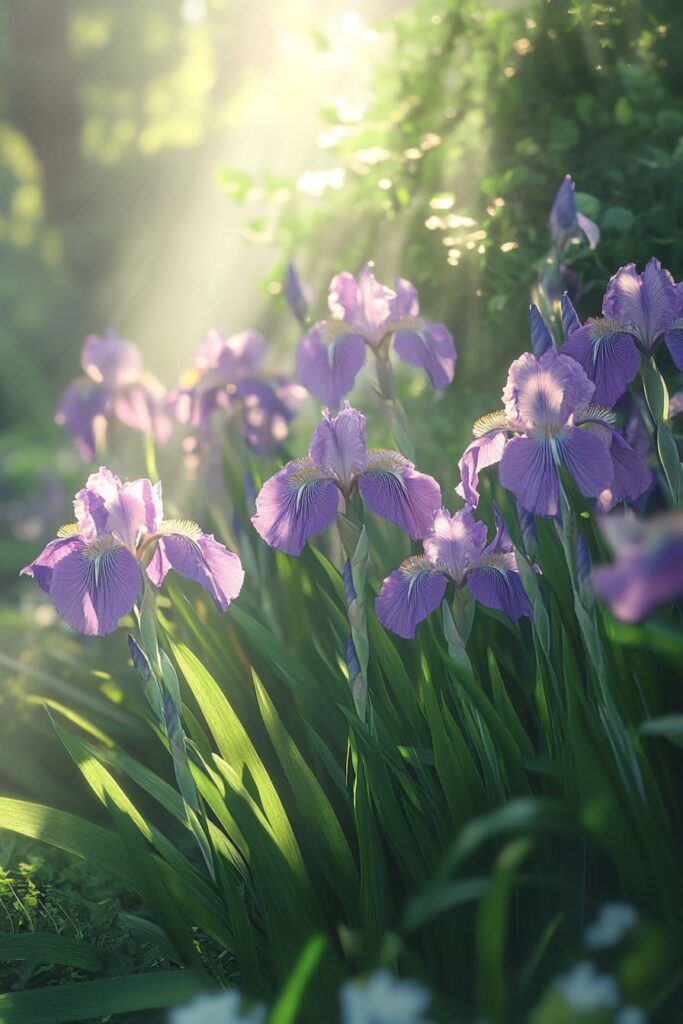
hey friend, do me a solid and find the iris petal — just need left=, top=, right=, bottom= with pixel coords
left=309, top=402, right=367, bottom=491
left=392, top=320, right=456, bottom=390
left=20, top=536, right=82, bottom=594
left=503, top=350, right=594, bottom=431
left=252, top=458, right=340, bottom=555
left=594, top=512, right=683, bottom=622
left=296, top=322, right=366, bottom=407
left=146, top=521, right=244, bottom=612
left=598, top=430, right=652, bottom=512
left=49, top=536, right=141, bottom=636
left=556, top=426, right=614, bottom=502
left=467, top=565, right=532, bottom=622
left=423, top=507, right=487, bottom=585
left=561, top=321, right=639, bottom=407
left=75, top=468, right=163, bottom=549
left=375, top=556, right=447, bottom=639
left=55, top=380, right=111, bottom=461
left=602, top=258, right=678, bottom=351
left=358, top=450, right=441, bottom=539
left=456, top=430, right=508, bottom=508
left=499, top=435, right=560, bottom=517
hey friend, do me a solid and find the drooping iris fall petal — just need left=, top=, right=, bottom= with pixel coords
left=392, top=321, right=456, bottom=390
left=358, top=450, right=442, bottom=540
left=500, top=436, right=561, bottom=517
left=146, top=521, right=244, bottom=612
left=375, top=556, right=448, bottom=639
left=295, top=323, right=367, bottom=408
left=466, top=564, right=532, bottom=622
left=251, top=458, right=340, bottom=556
left=561, top=321, right=640, bottom=407
left=49, top=536, right=141, bottom=636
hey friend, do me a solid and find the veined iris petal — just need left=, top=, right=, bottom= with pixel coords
left=358, top=448, right=441, bottom=540
left=252, top=457, right=340, bottom=555
left=375, top=555, right=447, bottom=639
left=146, top=518, right=244, bottom=612
left=50, top=534, right=141, bottom=636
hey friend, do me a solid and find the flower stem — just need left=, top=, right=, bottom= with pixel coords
left=556, top=484, right=607, bottom=685
left=337, top=504, right=370, bottom=721
left=442, top=589, right=475, bottom=679
left=144, top=431, right=160, bottom=484
left=375, top=349, right=416, bottom=461
left=640, top=357, right=683, bottom=507
left=133, top=583, right=215, bottom=878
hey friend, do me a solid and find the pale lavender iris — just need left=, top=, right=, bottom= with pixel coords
left=561, top=258, right=683, bottom=406
left=295, top=263, right=456, bottom=407
left=593, top=512, right=683, bottom=623
left=251, top=403, right=441, bottom=555
left=375, top=505, right=532, bottom=639
left=21, top=467, right=244, bottom=636
left=456, top=350, right=651, bottom=516
left=549, top=175, right=600, bottom=251
left=56, top=329, right=170, bottom=460
left=169, top=329, right=305, bottom=455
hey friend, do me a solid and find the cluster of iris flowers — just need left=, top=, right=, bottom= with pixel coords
left=22, top=468, right=244, bottom=636
left=32, top=229, right=683, bottom=642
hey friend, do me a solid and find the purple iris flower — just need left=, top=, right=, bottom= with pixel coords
left=561, top=258, right=683, bottom=407
left=549, top=175, right=600, bottom=251
left=20, top=467, right=244, bottom=636
left=251, top=403, right=441, bottom=555
left=375, top=505, right=532, bottom=639
left=169, top=329, right=305, bottom=455
left=594, top=512, right=683, bottom=622
left=56, top=329, right=170, bottom=460
left=456, top=350, right=651, bottom=516
left=295, top=263, right=456, bottom=407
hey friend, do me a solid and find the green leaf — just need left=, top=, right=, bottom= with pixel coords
left=268, top=934, right=327, bottom=1024
left=640, top=714, right=683, bottom=749
left=0, top=797, right=132, bottom=882
left=252, top=670, right=359, bottom=904
left=0, top=971, right=205, bottom=1024
left=171, top=641, right=309, bottom=891
left=0, top=933, right=104, bottom=973
left=476, top=837, right=534, bottom=1021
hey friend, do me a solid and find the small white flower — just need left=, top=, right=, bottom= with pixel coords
left=340, top=969, right=433, bottom=1024
left=553, top=962, right=620, bottom=1011
left=169, top=991, right=266, bottom=1024
left=584, top=903, right=638, bottom=949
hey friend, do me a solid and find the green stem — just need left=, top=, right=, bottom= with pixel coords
left=144, top=431, right=159, bottom=483
left=556, top=484, right=607, bottom=686
left=640, top=357, right=683, bottom=507
left=337, top=501, right=370, bottom=721
left=134, top=585, right=215, bottom=879
left=442, top=590, right=475, bottom=680
left=375, top=348, right=416, bottom=461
